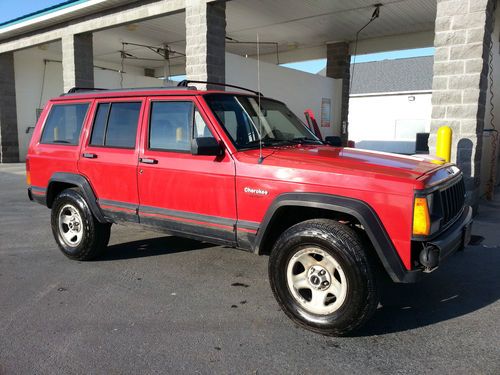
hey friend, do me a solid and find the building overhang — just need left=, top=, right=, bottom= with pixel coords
left=0, top=0, right=132, bottom=40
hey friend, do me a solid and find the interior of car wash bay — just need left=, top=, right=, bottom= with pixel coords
left=0, top=0, right=499, bottom=207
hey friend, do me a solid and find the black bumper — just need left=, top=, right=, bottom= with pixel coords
left=28, top=187, right=47, bottom=206
left=428, top=205, right=473, bottom=261
left=415, top=205, right=473, bottom=273
left=387, top=205, right=473, bottom=283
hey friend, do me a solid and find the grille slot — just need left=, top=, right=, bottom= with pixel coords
left=439, top=177, right=465, bottom=227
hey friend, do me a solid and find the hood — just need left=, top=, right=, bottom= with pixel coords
left=238, top=145, right=441, bottom=180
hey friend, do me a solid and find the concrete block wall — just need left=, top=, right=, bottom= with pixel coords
left=430, top=0, right=496, bottom=207
left=62, top=33, right=94, bottom=92
left=185, top=0, right=226, bottom=90
left=326, top=42, right=350, bottom=144
left=0, top=52, right=19, bottom=163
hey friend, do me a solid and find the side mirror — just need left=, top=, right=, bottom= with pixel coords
left=191, top=137, right=224, bottom=156
left=324, top=136, right=342, bottom=147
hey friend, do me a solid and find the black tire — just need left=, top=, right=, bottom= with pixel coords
left=268, top=219, right=379, bottom=336
left=51, top=188, right=111, bottom=261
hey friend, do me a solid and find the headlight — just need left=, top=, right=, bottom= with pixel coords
left=413, top=196, right=431, bottom=236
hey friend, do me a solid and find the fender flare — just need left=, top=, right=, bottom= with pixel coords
left=254, top=193, right=420, bottom=283
left=47, top=172, right=107, bottom=223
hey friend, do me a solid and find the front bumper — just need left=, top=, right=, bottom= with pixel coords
left=418, top=205, right=473, bottom=271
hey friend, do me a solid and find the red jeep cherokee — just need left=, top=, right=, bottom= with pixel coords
left=27, top=82, right=473, bottom=335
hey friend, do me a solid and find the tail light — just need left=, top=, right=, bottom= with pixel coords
left=26, top=158, right=31, bottom=186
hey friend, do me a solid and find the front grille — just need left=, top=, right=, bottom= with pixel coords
left=438, top=177, right=465, bottom=227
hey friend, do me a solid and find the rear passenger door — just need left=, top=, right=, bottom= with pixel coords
left=137, top=96, right=237, bottom=244
left=78, top=98, right=145, bottom=222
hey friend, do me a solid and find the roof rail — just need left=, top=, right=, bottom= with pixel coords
left=62, top=86, right=197, bottom=96
left=66, top=87, right=107, bottom=94
left=177, top=80, right=263, bottom=96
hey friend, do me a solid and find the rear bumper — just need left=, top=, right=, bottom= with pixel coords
left=28, top=186, right=47, bottom=206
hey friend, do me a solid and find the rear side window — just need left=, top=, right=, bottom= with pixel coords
left=40, top=103, right=89, bottom=145
left=90, top=102, right=141, bottom=148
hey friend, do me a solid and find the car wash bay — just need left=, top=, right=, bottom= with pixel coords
left=2, top=0, right=499, bottom=207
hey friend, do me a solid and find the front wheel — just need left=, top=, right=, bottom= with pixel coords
left=268, top=219, right=379, bottom=336
left=51, top=188, right=111, bottom=261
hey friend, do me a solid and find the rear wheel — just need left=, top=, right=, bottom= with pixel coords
left=269, top=219, right=379, bottom=336
left=51, top=188, right=111, bottom=261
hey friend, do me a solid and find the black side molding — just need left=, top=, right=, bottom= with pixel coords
left=255, top=193, right=421, bottom=283
left=47, top=172, right=108, bottom=223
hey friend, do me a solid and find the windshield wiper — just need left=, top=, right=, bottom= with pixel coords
left=293, top=137, right=322, bottom=144
left=240, top=138, right=284, bottom=149
left=241, top=137, right=321, bottom=150
left=274, top=137, right=322, bottom=145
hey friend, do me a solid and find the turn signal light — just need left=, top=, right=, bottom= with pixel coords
left=413, top=197, right=430, bottom=236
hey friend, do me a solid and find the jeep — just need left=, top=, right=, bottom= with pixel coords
left=26, top=82, right=473, bottom=335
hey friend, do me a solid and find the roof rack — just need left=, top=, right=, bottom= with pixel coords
left=67, top=87, right=107, bottom=94
left=177, top=80, right=263, bottom=96
left=62, top=86, right=196, bottom=96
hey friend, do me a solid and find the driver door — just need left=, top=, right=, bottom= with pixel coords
left=137, top=96, right=237, bottom=245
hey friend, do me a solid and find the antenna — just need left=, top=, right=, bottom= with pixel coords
left=257, top=33, right=264, bottom=164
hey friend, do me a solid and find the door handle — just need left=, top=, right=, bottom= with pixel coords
left=82, top=153, right=97, bottom=159
left=139, top=158, right=158, bottom=164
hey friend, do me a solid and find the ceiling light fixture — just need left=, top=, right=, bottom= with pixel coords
left=126, top=24, right=139, bottom=32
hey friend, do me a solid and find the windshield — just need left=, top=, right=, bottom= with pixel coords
left=204, top=94, right=322, bottom=149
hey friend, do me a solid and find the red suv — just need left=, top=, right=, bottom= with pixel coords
left=27, top=82, right=473, bottom=335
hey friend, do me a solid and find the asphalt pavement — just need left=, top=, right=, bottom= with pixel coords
left=1, top=163, right=499, bottom=374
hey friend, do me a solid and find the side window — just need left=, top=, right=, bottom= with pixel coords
left=90, top=102, right=141, bottom=148
left=40, top=103, right=89, bottom=145
left=193, top=108, right=215, bottom=139
left=90, top=103, right=109, bottom=146
left=149, top=101, right=192, bottom=151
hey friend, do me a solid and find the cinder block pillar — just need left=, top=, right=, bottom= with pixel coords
left=62, top=33, right=94, bottom=92
left=185, top=0, right=226, bottom=90
left=326, top=42, right=350, bottom=145
left=430, top=0, right=496, bottom=208
left=0, top=52, right=19, bottom=163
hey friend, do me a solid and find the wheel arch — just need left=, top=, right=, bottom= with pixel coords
left=47, top=172, right=107, bottom=223
left=255, top=193, right=419, bottom=283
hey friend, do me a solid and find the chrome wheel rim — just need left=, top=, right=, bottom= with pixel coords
left=286, top=247, right=348, bottom=315
left=58, top=204, right=83, bottom=247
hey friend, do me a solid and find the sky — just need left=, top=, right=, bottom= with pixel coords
left=1, top=1, right=434, bottom=75
left=281, top=47, right=435, bottom=74
left=0, top=0, right=65, bottom=24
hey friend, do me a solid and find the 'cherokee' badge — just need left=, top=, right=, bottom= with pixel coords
left=244, top=187, right=269, bottom=196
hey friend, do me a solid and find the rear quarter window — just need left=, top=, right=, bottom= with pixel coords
left=40, top=103, right=89, bottom=145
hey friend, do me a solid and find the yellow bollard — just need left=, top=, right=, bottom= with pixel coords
left=436, top=126, right=452, bottom=163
